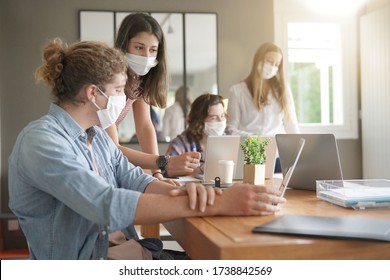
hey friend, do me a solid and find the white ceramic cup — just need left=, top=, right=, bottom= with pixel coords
left=218, top=160, right=235, bottom=184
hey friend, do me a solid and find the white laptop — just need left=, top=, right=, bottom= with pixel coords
left=173, top=135, right=240, bottom=187
left=235, top=136, right=278, bottom=180
left=276, top=134, right=343, bottom=191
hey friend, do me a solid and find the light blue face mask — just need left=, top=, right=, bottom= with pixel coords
left=125, top=53, right=158, bottom=76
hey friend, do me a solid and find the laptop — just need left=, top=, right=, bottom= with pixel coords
left=276, top=134, right=343, bottom=191
left=202, top=135, right=241, bottom=182
left=235, top=136, right=278, bottom=180
left=253, top=215, right=390, bottom=242
left=277, top=138, right=305, bottom=198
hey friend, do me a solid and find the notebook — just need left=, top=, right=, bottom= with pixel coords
left=317, top=179, right=390, bottom=209
left=201, top=135, right=241, bottom=183
left=235, top=136, right=278, bottom=180
left=253, top=214, right=390, bottom=242
left=276, top=134, right=343, bottom=191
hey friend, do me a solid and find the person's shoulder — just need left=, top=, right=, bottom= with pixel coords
left=230, top=81, right=246, bottom=89
left=14, top=115, right=70, bottom=152
left=165, top=102, right=179, bottom=113
left=165, top=102, right=183, bottom=117
left=21, top=115, right=59, bottom=136
left=166, top=131, right=190, bottom=156
left=169, top=130, right=188, bottom=143
left=172, top=102, right=183, bottom=110
left=229, top=82, right=247, bottom=95
left=163, top=109, right=173, bottom=126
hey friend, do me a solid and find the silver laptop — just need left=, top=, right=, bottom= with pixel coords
left=202, top=135, right=241, bottom=182
left=235, top=136, right=278, bottom=180
left=276, top=134, right=343, bottom=191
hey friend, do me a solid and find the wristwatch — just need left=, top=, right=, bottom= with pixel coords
left=156, top=155, right=169, bottom=176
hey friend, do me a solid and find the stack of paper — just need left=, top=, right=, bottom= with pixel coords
left=316, top=179, right=390, bottom=209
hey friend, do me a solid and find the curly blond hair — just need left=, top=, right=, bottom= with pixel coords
left=35, top=38, right=127, bottom=103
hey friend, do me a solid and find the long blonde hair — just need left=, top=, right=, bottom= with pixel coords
left=244, top=42, right=291, bottom=121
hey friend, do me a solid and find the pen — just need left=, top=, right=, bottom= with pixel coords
left=190, top=141, right=202, bottom=169
left=190, top=141, right=197, bottom=152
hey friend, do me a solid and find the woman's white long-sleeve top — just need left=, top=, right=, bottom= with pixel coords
left=227, top=82, right=299, bottom=136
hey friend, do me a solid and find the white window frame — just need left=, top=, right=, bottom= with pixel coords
left=274, top=0, right=359, bottom=139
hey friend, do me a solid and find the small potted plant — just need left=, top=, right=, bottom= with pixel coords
left=240, top=136, right=270, bottom=185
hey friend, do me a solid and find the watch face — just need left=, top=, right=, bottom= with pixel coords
left=157, top=155, right=168, bottom=169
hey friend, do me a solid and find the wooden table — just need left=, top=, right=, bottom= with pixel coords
left=163, top=179, right=390, bottom=259
left=140, top=169, right=160, bottom=238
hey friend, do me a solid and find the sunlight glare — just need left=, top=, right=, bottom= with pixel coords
left=308, top=0, right=367, bottom=14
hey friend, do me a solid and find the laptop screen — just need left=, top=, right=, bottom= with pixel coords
left=203, top=135, right=241, bottom=182
left=276, top=134, right=343, bottom=191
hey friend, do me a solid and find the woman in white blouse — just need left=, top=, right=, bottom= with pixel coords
left=227, top=42, right=299, bottom=136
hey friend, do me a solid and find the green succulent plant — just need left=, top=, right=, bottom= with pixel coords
left=240, top=136, right=270, bottom=165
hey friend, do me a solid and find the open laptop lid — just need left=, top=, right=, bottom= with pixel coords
left=235, top=136, right=277, bottom=180
left=276, top=134, right=343, bottom=191
left=203, top=135, right=241, bottom=182
left=278, top=138, right=305, bottom=197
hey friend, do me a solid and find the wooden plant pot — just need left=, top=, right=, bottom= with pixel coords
left=243, top=164, right=265, bottom=185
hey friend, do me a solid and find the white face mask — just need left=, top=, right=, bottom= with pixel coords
left=261, top=63, right=279, bottom=79
left=125, top=53, right=158, bottom=76
left=204, top=119, right=227, bottom=136
left=93, top=88, right=126, bottom=129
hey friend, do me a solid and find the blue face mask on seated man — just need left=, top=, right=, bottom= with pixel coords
left=93, top=88, right=126, bottom=129
left=204, top=119, right=227, bottom=136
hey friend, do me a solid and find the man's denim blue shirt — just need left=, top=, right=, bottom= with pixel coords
left=8, top=103, right=156, bottom=259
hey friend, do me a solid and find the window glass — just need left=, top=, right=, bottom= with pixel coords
left=288, top=22, right=340, bottom=125
left=274, top=0, right=360, bottom=139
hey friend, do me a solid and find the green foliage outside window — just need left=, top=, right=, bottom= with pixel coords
left=290, top=62, right=334, bottom=124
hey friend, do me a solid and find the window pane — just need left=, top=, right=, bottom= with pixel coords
left=290, top=62, right=321, bottom=123
left=288, top=22, right=340, bottom=125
